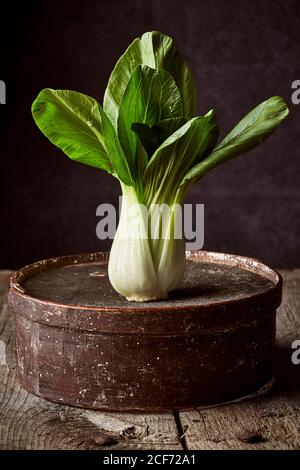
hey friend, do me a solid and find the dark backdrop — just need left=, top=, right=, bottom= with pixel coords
left=1, top=0, right=299, bottom=269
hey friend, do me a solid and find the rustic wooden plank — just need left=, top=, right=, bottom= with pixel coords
left=179, top=270, right=300, bottom=450
left=0, top=272, right=181, bottom=450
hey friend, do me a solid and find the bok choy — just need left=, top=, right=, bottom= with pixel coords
left=32, top=31, right=289, bottom=302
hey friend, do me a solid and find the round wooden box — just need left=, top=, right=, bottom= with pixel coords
left=8, top=251, right=282, bottom=411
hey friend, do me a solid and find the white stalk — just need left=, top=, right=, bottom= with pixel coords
left=108, top=185, right=186, bottom=302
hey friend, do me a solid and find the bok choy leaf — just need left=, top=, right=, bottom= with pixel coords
left=179, top=96, right=289, bottom=190
left=103, top=31, right=196, bottom=128
left=117, top=65, right=183, bottom=175
left=32, top=88, right=134, bottom=185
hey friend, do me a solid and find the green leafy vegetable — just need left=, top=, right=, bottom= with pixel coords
left=103, top=31, right=196, bottom=128
left=132, top=117, right=187, bottom=158
left=32, top=88, right=134, bottom=185
left=117, top=65, right=183, bottom=175
left=31, top=31, right=289, bottom=302
left=143, top=111, right=219, bottom=205
left=32, top=88, right=114, bottom=173
left=179, top=96, right=289, bottom=190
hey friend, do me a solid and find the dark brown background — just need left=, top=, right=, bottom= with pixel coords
left=0, top=0, right=299, bottom=269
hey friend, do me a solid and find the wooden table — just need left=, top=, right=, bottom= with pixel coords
left=0, top=269, right=299, bottom=450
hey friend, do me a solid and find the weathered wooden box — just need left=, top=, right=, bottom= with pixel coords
left=8, top=251, right=282, bottom=411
